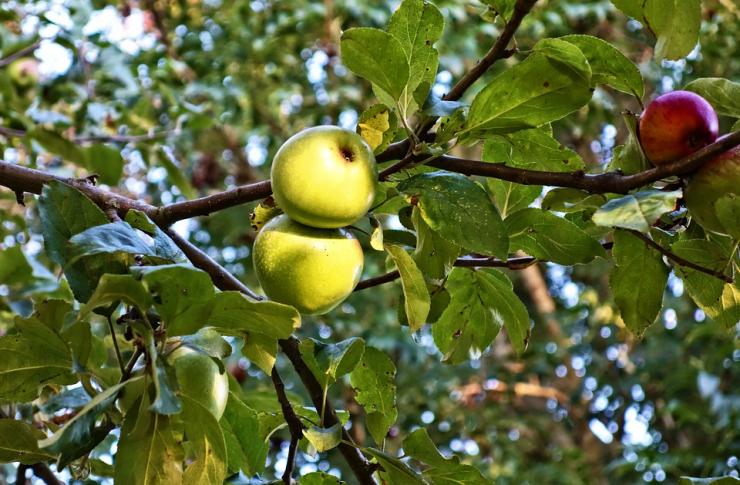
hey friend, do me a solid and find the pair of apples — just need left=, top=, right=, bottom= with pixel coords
left=253, top=127, right=377, bottom=315
left=640, top=90, right=739, bottom=235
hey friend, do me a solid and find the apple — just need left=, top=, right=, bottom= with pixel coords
left=8, top=58, right=40, bottom=88
left=252, top=214, right=364, bottom=315
left=684, top=139, right=740, bottom=235
left=639, top=90, right=719, bottom=165
left=271, top=126, right=377, bottom=228
left=170, top=345, right=229, bottom=420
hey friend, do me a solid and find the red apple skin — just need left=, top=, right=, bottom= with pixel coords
left=639, top=91, right=719, bottom=165
left=684, top=141, right=740, bottom=235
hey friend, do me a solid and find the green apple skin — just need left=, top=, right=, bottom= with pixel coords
left=8, top=58, right=40, bottom=88
left=685, top=143, right=740, bottom=235
left=170, top=346, right=229, bottom=420
left=253, top=214, right=364, bottom=315
left=271, top=126, right=377, bottom=228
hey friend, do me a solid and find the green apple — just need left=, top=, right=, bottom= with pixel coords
left=684, top=142, right=740, bottom=235
left=252, top=214, right=364, bottom=315
left=170, top=345, right=229, bottom=420
left=8, top=58, right=40, bottom=88
left=271, top=126, right=377, bottom=228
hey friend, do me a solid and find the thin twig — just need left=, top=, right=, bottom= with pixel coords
left=107, top=316, right=126, bottom=375
left=627, top=230, right=733, bottom=283
left=271, top=368, right=304, bottom=485
left=0, top=38, right=43, bottom=68
left=121, top=347, right=143, bottom=382
left=355, top=242, right=615, bottom=291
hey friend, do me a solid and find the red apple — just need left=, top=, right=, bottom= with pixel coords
left=639, top=91, right=719, bottom=165
left=684, top=139, right=740, bottom=235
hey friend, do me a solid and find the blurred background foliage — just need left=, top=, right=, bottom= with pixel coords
left=0, top=0, right=738, bottom=483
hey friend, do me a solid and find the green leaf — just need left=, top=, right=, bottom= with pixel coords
left=78, top=274, right=152, bottom=322
left=85, top=144, right=124, bottom=185
left=714, top=194, right=740, bottom=240
left=68, top=221, right=174, bottom=266
left=0, top=419, right=55, bottom=464
left=702, top=282, right=740, bottom=330
left=125, top=210, right=187, bottom=262
left=300, top=472, right=343, bottom=484
left=560, top=35, right=643, bottom=96
left=671, top=239, right=728, bottom=308
left=303, top=423, right=342, bottom=453
left=349, top=347, right=397, bottom=446
left=220, top=392, right=269, bottom=476
left=386, top=244, right=431, bottom=331
left=388, top=0, right=444, bottom=112
left=482, top=126, right=584, bottom=172
left=0, top=245, right=34, bottom=285
left=363, top=447, right=425, bottom=484
left=484, top=0, right=516, bottom=21
left=412, top=208, right=460, bottom=280
left=541, top=188, right=607, bottom=213
left=608, top=112, right=649, bottom=175
left=150, top=358, right=182, bottom=415
left=181, top=395, right=228, bottom=485
left=340, top=27, right=410, bottom=101
left=609, top=230, right=668, bottom=336
left=114, top=392, right=184, bottom=485
left=592, top=190, right=681, bottom=233
left=487, top=180, right=541, bottom=219
left=155, top=146, right=197, bottom=200
left=39, top=181, right=125, bottom=303
left=208, top=291, right=300, bottom=340
left=685, top=78, right=740, bottom=118
left=30, top=129, right=86, bottom=166
left=679, top=477, right=740, bottom=485
left=134, top=264, right=216, bottom=336
left=466, top=38, right=592, bottom=136
left=505, top=208, right=606, bottom=265
left=357, top=104, right=398, bottom=154
left=397, top=171, right=508, bottom=259
left=299, top=337, right=366, bottom=386
left=242, top=332, right=279, bottom=375
left=0, top=318, right=74, bottom=401
left=404, top=428, right=490, bottom=484
left=433, top=268, right=530, bottom=362
left=611, top=0, right=642, bottom=18
left=39, top=380, right=129, bottom=468
left=645, top=0, right=701, bottom=61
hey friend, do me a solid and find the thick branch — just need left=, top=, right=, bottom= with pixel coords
left=271, top=368, right=304, bottom=485
left=627, top=230, right=733, bottom=283
left=427, top=130, right=740, bottom=194
left=155, top=180, right=273, bottom=226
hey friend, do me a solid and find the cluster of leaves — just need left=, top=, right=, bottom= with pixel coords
left=0, top=0, right=739, bottom=483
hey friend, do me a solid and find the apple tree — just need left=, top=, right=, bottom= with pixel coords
left=0, top=0, right=738, bottom=484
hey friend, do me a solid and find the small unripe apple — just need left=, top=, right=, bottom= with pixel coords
left=639, top=91, right=719, bottom=165
left=684, top=140, right=740, bottom=235
left=252, top=214, right=364, bottom=315
left=170, top=346, right=229, bottom=420
left=271, top=126, right=377, bottom=228
left=8, top=58, right=40, bottom=88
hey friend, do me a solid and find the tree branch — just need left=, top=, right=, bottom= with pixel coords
left=271, top=367, right=304, bottom=485
left=278, top=337, right=377, bottom=485
left=425, top=130, right=740, bottom=194
left=354, top=247, right=612, bottom=291
left=442, top=0, right=538, bottom=103
left=627, top=230, right=734, bottom=283
left=0, top=38, right=43, bottom=68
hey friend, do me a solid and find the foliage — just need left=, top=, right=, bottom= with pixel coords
left=0, top=0, right=738, bottom=484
